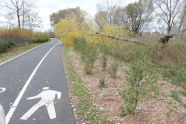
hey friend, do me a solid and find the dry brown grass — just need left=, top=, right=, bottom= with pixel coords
left=0, top=28, right=50, bottom=46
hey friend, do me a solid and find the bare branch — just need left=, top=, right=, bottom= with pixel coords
left=154, top=0, right=184, bottom=34
left=2, top=0, right=41, bottom=29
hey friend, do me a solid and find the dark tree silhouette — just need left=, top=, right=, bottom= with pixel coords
left=159, top=34, right=176, bottom=44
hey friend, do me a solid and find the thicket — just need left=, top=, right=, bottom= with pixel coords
left=0, top=28, right=34, bottom=45
left=99, top=40, right=186, bottom=88
left=0, top=28, right=49, bottom=53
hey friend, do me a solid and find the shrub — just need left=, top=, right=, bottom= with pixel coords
left=121, top=60, right=144, bottom=116
left=0, top=28, right=50, bottom=46
left=0, top=28, right=35, bottom=45
left=0, top=40, right=16, bottom=52
left=109, top=61, right=119, bottom=78
left=99, top=43, right=109, bottom=71
left=33, top=36, right=49, bottom=43
left=74, top=38, right=98, bottom=74
left=121, top=59, right=159, bottom=116
left=73, top=37, right=86, bottom=54
left=82, top=44, right=97, bottom=74
left=101, top=56, right=107, bottom=71
left=171, top=91, right=182, bottom=103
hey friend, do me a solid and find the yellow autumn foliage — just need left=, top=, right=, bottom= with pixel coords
left=54, top=17, right=87, bottom=47
left=85, top=24, right=135, bottom=45
left=54, top=17, right=135, bottom=47
left=102, top=24, right=134, bottom=37
left=97, top=25, right=135, bottom=44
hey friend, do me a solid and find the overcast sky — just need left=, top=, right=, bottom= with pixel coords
left=0, top=0, right=137, bottom=31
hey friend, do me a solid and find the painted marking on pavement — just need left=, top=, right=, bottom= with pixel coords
left=0, top=88, right=6, bottom=94
left=20, top=87, right=61, bottom=120
left=5, top=42, right=61, bottom=124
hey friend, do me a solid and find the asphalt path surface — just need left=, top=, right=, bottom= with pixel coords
left=0, top=39, right=75, bottom=124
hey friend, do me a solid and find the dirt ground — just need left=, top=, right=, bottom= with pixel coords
left=65, top=48, right=186, bottom=124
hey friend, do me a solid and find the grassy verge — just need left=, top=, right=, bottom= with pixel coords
left=63, top=46, right=106, bottom=124
left=0, top=42, right=47, bottom=63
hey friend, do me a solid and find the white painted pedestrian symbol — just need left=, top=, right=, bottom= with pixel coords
left=0, top=87, right=6, bottom=94
left=20, top=87, right=61, bottom=120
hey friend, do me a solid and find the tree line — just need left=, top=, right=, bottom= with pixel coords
left=50, top=0, right=186, bottom=39
left=0, top=0, right=42, bottom=30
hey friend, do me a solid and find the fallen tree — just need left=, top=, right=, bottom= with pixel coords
left=89, top=32, right=146, bottom=45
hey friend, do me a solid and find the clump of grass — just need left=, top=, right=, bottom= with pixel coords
left=101, top=56, right=107, bottom=71
left=109, top=61, right=119, bottom=78
left=159, top=61, right=186, bottom=89
left=171, top=91, right=186, bottom=108
left=171, top=91, right=182, bottom=103
left=171, top=67, right=186, bottom=89
left=99, top=77, right=106, bottom=88
left=121, top=59, right=159, bottom=116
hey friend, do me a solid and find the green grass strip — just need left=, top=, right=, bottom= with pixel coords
left=63, top=47, right=106, bottom=124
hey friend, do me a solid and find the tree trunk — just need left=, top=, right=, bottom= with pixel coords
left=17, top=10, right=21, bottom=29
left=22, top=4, right=25, bottom=29
left=167, top=26, right=171, bottom=35
left=90, top=32, right=145, bottom=45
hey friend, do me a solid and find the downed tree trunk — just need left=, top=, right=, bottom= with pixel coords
left=159, top=34, right=176, bottom=44
left=89, top=32, right=145, bottom=45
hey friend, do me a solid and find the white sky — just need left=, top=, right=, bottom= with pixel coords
left=0, top=0, right=137, bottom=31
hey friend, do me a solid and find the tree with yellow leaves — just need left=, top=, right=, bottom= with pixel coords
left=54, top=17, right=88, bottom=47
